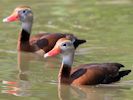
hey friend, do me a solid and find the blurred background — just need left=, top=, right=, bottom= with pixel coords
left=0, top=0, right=133, bottom=100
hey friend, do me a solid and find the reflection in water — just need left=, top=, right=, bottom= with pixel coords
left=1, top=51, right=132, bottom=99
left=58, top=83, right=131, bottom=100
left=1, top=52, right=33, bottom=96
left=1, top=79, right=31, bottom=96
left=1, top=49, right=61, bottom=97
left=1, top=51, right=60, bottom=97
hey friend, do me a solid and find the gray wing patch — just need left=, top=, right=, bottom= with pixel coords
left=71, top=68, right=87, bottom=80
left=36, top=38, right=49, bottom=49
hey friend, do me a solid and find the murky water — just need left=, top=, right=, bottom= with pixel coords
left=1, top=0, right=133, bottom=100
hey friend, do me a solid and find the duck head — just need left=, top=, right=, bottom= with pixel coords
left=44, top=38, right=75, bottom=58
left=3, top=6, right=33, bottom=23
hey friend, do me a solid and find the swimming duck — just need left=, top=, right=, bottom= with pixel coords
left=3, top=6, right=86, bottom=54
left=44, top=38, right=131, bottom=85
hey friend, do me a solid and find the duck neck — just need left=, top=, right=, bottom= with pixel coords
left=17, top=21, right=33, bottom=51
left=19, top=21, right=32, bottom=42
left=58, top=52, right=74, bottom=84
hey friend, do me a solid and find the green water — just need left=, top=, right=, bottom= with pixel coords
left=0, top=0, right=133, bottom=100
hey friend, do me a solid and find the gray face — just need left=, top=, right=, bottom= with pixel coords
left=18, top=9, right=33, bottom=22
left=60, top=41, right=74, bottom=55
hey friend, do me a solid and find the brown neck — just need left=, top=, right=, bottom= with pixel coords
left=19, top=21, right=32, bottom=42
left=58, top=51, right=74, bottom=84
left=17, top=17, right=33, bottom=51
left=58, top=64, right=71, bottom=84
left=20, top=29, right=30, bottom=42
left=17, top=29, right=31, bottom=51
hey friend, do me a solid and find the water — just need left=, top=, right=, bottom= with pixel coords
left=0, top=0, right=133, bottom=99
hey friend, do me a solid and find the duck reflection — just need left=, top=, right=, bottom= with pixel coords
left=1, top=51, right=60, bottom=97
left=1, top=50, right=61, bottom=97
left=58, top=83, right=131, bottom=100
left=1, top=51, right=33, bottom=96
left=1, top=51, right=131, bottom=98
left=1, top=75, right=31, bottom=96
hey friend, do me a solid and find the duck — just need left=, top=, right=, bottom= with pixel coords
left=3, top=6, right=86, bottom=53
left=44, top=38, right=131, bottom=85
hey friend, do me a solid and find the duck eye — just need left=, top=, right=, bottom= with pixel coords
left=62, top=43, right=67, bottom=46
left=23, top=10, right=26, bottom=13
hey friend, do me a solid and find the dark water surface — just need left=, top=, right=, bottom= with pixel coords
left=0, top=0, right=133, bottom=100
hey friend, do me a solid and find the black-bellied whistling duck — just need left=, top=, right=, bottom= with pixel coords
left=3, top=6, right=86, bottom=54
left=44, top=38, right=131, bottom=85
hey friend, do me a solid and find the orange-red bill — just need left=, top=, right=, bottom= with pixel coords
left=44, top=48, right=61, bottom=58
left=2, top=80, right=17, bottom=85
left=3, top=13, right=19, bottom=22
